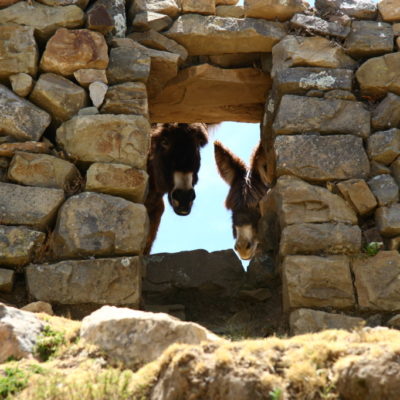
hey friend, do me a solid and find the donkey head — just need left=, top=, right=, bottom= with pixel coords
left=151, top=123, right=208, bottom=216
left=214, top=140, right=269, bottom=260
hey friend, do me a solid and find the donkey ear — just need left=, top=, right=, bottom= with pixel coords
left=214, top=141, right=247, bottom=186
left=250, top=142, right=270, bottom=186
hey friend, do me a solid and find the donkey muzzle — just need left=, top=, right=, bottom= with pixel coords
left=169, top=188, right=196, bottom=215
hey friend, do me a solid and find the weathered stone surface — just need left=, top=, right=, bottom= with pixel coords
left=40, top=28, right=109, bottom=76
left=367, top=129, right=400, bottom=164
left=9, top=73, right=33, bottom=97
left=352, top=251, right=400, bottom=311
left=73, top=69, right=107, bottom=87
left=0, top=2, right=84, bottom=41
left=0, top=84, right=51, bottom=142
left=0, top=182, right=64, bottom=230
left=81, top=306, right=221, bottom=370
left=129, top=30, right=188, bottom=65
left=217, top=0, right=238, bottom=4
left=290, top=13, right=350, bottom=39
left=316, top=0, right=377, bottom=19
left=182, top=0, right=215, bottom=14
left=375, top=204, right=400, bottom=237
left=36, top=0, right=89, bottom=7
left=0, top=269, right=14, bottom=293
left=244, top=0, right=306, bottom=21
left=0, top=25, right=38, bottom=81
left=0, top=304, right=44, bottom=363
left=130, top=0, right=181, bottom=18
left=107, top=47, right=150, bottom=85
left=0, top=225, right=45, bottom=268
left=345, top=21, right=393, bottom=58
left=282, top=255, right=355, bottom=310
left=372, top=93, right=400, bottom=131
left=0, top=0, right=20, bottom=6
left=337, top=179, right=377, bottom=215
left=272, top=35, right=356, bottom=77
left=274, top=68, right=353, bottom=96
left=143, top=250, right=245, bottom=299
left=8, top=152, right=80, bottom=190
left=208, top=53, right=261, bottom=68
left=78, top=106, right=99, bottom=116
left=379, top=0, right=400, bottom=22
left=165, top=14, right=286, bottom=55
left=391, top=157, right=400, bottom=185
left=21, top=301, right=53, bottom=315
left=371, top=160, right=391, bottom=177
left=388, top=314, right=400, bottom=328
left=260, top=175, right=358, bottom=227
left=56, top=114, right=150, bottom=169
left=132, top=11, right=173, bottom=32
left=29, top=73, right=87, bottom=123
left=216, top=4, right=244, bottom=17
left=85, top=163, right=148, bottom=203
left=87, top=0, right=126, bottom=37
left=52, top=192, right=148, bottom=258
left=356, top=53, right=400, bottom=98
left=273, top=95, right=370, bottom=137
left=26, top=257, right=142, bottom=306
left=368, top=174, right=399, bottom=206
left=324, top=89, right=355, bottom=101
left=88, top=81, right=107, bottom=108
left=290, top=309, right=364, bottom=335
left=101, top=82, right=148, bottom=116
left=150, top=64, right=271, bottom=123
left=274, top=135, right=370, bottom=182
left=280, top=223, right=361, bottom=256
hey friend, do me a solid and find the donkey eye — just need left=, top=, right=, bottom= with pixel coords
left=160, top=138, right=170, bottom=150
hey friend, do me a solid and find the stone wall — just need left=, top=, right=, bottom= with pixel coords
left=1, top=0, right=400, bottom=334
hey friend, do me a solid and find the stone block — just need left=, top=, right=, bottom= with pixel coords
left=85, top=162, right=148, bottom=203
left=371, top=93, right=400, bottom=131
left=21, top=301, right=53, bottom=315
left=208, top=53, right=261, bottom=68
left=9, top=73, right=33, bottom=98
left=87, top=0, right=126, bottom=37
left=352, top=251, right=400, bottom=311
left=51, top=192, right=149, bottom=259
left=35, top=0, right=89, bottom=7
left=56, top=114, right=150, bottom=169
left=130, top=0, right=181, bottom=18
left=280, top=223, right=361, bottom=256
left=273, top=95, right=370, bottom=138
left=368, top=174, right=399, bottom=206
left=391, top=157, right=400, bottom=185
left=73, top=69, right=107, bottom=88
left=132, top=11, right=173, bottom=32
left=182, top=0, right=215, bottom=15
left=274, top=135, right=370, bottom=182
left=324, top=90, right=355, bottom=101
left=282, top=255, right=355, bottom=310
left=370, top=160, right=391, bottom=177
left=0, top=182, right=64, bottom=230
left=315, top=0, right=377, bottom=19
left=0, top=269, right=14, bottom=293
left=378, top=0, right=400, bottom=22
left=26, top=257, right=142, bottom=306
left=375, top=204, right=400, bottom=237
left=244, top=0, right=306, bottom=21
left=88, top=81, right=107, bottom=108
left=216, top=5, right=244, bottom=17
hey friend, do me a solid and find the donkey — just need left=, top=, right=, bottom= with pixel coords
left=214, top=140, right=269, bottom=260
left=144, top=123, right=208, bottom=254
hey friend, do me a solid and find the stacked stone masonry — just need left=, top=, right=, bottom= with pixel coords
left=1, top=0, right=400, bottom=333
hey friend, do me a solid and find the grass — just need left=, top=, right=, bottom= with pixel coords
left=34, top=325, right=65, bottom=361
left=0, top=367, right=28, bottom=400
left=363, top=241, right=383, bottom=256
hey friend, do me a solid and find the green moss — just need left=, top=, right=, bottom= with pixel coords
left=34, top=325, right=66, bottom=361
left=0, top=367, right=28, bottom=400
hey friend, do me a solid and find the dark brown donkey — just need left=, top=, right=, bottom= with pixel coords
left=144, top=123, right=208, bottom=254
left=214, top=140, right=269, bottom=260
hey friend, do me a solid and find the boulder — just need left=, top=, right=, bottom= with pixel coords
left=130, top=0, right=181, bottom=18
left=391, top=157, right=400, bottom=185
left=367, top=174, right=399, bottom=206
left=0, top=225, right=45, bottom=268
left=371, top=93, right=400, bottom=131
left=282, top=255, right=355, bottom=310
left=73, top=69, right=107, bottom=87
left=0, top=25, right=38, bottom=81
left=40, top=28, right=109, bottom=76
left=88, top=81, right=108, bottom=108
left=9, top=73, right=34, bottom=97
left=0, top=182, right=64, bottom=230
left=274, top=135, right=370, bottom=181
left=26, top=257, right=142, bottom=306
left=0, top=84, right=51, bottom=142
left=85, top=162, right=148, bottom=203
left=21, top=301, right=53, bottom=315
left=352, top=251, right=400, bottom=311
left=181, top=0, right=215, bottom=15
left=164, top=14, right=286, bottom=55
left=273, top=95, right=370, bottom=137
left=315, top=0, right=377, bottom=19
left=80, top=306, right=221, bottom=370
left=29, top=73, right=87, bottom=123
left=376, top=204, right=400, bottom=237
left=8, top=152, right=80, bottom=190
left=0, top=2, right=84, bottom=41
left=244, top=0, right=306, bottom=21
left=0, top=269, right=14, bottom=293
left=56, top=114, right=150, bottom=169
left=36, top=0, right=89, bottom=7
left=0, top=303, right=44, bottom=363
left=367, top=129, right=400, bottom=164
left=216, top=0, right=238, bottom=3
left=324, top=89, right=355, bottom=101
left=378, top=0, right=400, bottom=22
left=216, top=5, right=244, bottom=17
left=132, top=11, right=173, bottom=32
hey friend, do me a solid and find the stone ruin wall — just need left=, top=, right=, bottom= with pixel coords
left=1, top=0, right=400, bottom=334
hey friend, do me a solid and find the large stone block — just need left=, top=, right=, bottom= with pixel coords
left=165, top=14, right=286, bottom=55
left=280, top=223, right=361, bottom=256
left=29, top=73, right=87, bottom=123
left=216, top=4, right=244, bottom=17
left=0, top=25, right=38, bottom=81
left=375, top=204, right=400, bottom=237
left=56, top=114, right=150, bottom=169
left=274, top=135, right=370, bottom=181
left=378, top=0, right=400, bottom=22
left=35, top=0, right=89, bottom=7
left=0, top=268, right=14, bottom=293
left=372, top=93, right=400, bottom=131
left=352, top=251, right=400, bottom=311
left=73, top=69, right=107, bottom=88
left=244, top=0, right=306, bottom=21
left=132, top=11, right=173, bottom=32
left=0, top=225, right=45, bottom=268
left=282, top=255, right=355, bottom=310
left=315, top=0, right=377, bottom=19
left=130, top=0, right=181, bottom=18
left=0, top=2, right=84, bottom=41
left=0, top=182, right=64, bottom=230
left=273, top=95, right=370, bottom=138
left=272, top=35, right=356, bottom=77
left=0, top=84, right=51, bottom=142
left=368, top=129, right=400, bottom=164
left=368, top=174, right=399, bottom=206
left=40, top=28, right=109, bottom=76
left=182, top=0, right=215, bottom=15
left=150, top=64, right=271, bottom=123
left=26, top=257, right=142, bottom=306
left=51, top=192, right=148, bottom=259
